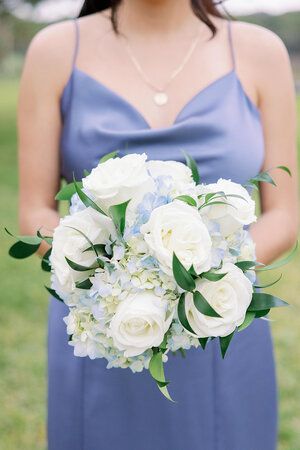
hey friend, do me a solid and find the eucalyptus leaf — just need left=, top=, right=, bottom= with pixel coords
left=75, top=278, right=93, bottom=289
left=55, top=182, right=82, bottom=201
left=238, top=311, right=255, bottom=332
left=235, top=260, right=257, bottom=271
left=249, top=171, right=276, bottom=187
left=65, top=226, right=104, bottom=268
left=182, top=151, right=200, bottom=184
left=149, top=352, right=175, bottom=402
left=177, top=293, right=196, bottom=335
left=37, top=230, right=53, bottom=245
left=45, top=286, right=64, bottom=302
left=203, top=192, right=222, bottom=203
left=198, top=337, right=209, bottom=350
left=172, top=253, right=195, bottom=292
left=193, top=291, right=221, bottom=318
left=248, top=292, right=289, bottom=312
left=201, top=271, right=227, bottom=282
left=83, top=244, right=106, bottom=255
left=5, top=228, right=42, bottom=245
left=255, top=309, right=270, bottom=318
left=65, top=257, right=98, bottom=272
left=219, top=331, right=235, bottom=358
left=254, top=274, right=282, bottom=289
left=188, top=265, right=198, bottom=277
left=277, top=165, right=292, bottom=176
left=9, top=241, right=41, bottom=259
left=179, top=348, right=186, bottom=358
left=159, top=334, right=168, bottom=353
left=256, top=241, right=298, bottom=272
left=73, top=175, right=106, bottom=216
left=100, top=150, right=119, bottom=163
left=199, top=201, right=236, bottom=211
left=41, top=248, right=52, bottom=272
left=109, top=200, right=131, bottom=236
left=175, top=195, right=197, bottom=207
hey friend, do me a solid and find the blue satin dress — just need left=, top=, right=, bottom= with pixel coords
left=48, top=19, right=277, bottom=450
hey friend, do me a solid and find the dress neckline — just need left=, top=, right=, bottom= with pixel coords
left=63, top=67, right=260, bottom=131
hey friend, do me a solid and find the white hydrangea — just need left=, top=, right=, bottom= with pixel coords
left=49, top=154, right=259, bottom=374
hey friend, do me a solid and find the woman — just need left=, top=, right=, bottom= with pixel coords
left=18, top=1, right=298, bottom=449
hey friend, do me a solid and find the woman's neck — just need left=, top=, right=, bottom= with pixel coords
left=117, top=0, right=202, bottom=38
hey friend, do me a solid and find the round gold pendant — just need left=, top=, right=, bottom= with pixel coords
left=154, top=92, right=168, bottom=106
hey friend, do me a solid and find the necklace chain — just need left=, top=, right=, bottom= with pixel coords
left=122, top=30, right=202, bottom=106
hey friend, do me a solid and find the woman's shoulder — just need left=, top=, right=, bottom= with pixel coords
left=230, top=19, right=290, bottom=69
left=23, top=13, right=109, bottom=91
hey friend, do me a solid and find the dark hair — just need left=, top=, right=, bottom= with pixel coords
left=79, top=1, right=227, bottom=36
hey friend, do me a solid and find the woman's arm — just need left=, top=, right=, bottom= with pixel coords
left=236, top=23, right=299, bottom=265
left=18, top=22, right=74, bottom=256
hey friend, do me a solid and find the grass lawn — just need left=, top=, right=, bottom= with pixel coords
left=0, top=80, right=299, bottom=450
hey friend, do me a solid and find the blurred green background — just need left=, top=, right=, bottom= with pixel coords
left=0, top=5, right=300, bottom=450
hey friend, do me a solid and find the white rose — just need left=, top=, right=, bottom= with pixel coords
left=185, top=263, right=253, bottom=338
left=146, top=160, right=194, bottom=193
left=198, top=179, right=256, bottom=237
left=109, top=291, right=173, bottom=357
left=50, top=207, right=116, bottom=293
left=82, top=153, right=154, bottom=213
left=140, top=201, right=212, bottom=276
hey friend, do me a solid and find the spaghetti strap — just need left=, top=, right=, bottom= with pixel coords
left=227, top=20, right=236, bottom=71
left=72, top=19, right=80, bottom=69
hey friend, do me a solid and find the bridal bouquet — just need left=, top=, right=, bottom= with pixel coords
left=7, top=152, right=295, bottom=400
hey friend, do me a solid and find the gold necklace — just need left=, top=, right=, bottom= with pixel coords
left=123, top=31, right=202, bottom=106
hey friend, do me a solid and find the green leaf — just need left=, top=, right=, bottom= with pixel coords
left=235, top=260, right=257, bottom=271
left=254, top=273, right=282, bottom=289
left=188, top=265, right=198, bottom=277
left=201, top=271, right=227, bottom=282
left=219, top=331, right=235, bottom=358
left=100, top=150, right=119, bottom=164
left=149, top=352, right=175, bottom=402
left=45, top=286, right=64, bottom=302
left=65, top=226, right=104, bottom=268
left=238, top=311, right=255, bottom=332
left=41, top=248, right=52, bottom=272
left=177, top=293, right=197, bottom=335
left=175, top=195, right=197, bottom=207
left=65, top=257, right=97, bottom=272
left=109, top=200, right=131, bottom=236
left=182, top=151, right=200, bottom=184
left=277, top=165, right=292, bottom=176
left=9, top=241, right=41, bottom=259
left=83, top=169, right=90, bottom=177
left=83, top=244, right=106, bottom=255
left=204, top=192, right=220, bottom=203
left=75, top=278, right=93, bottom=289
left=193, top=291, right=221, bottom=318
left=249, top=171, right=276, bottom=187
left=255, top=309, right=270, bottom=318
left=256, top=241, right=298, bottom=272
left=248, top=292, right=289, bottom=312
left=198, top=337, right=209, bottom=350
left=73, top=175, right=106, bottom=216
left=37, top=230, right=53, bottom=245
left=172, top=253, right=195, bottom=292
left=159, top=334, right=168, bottom=353
left=55, top=182, right=83, bottom=201
left=5, top=228, right=42, bottom=245
left=179, top=348, right=186, bottom=358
